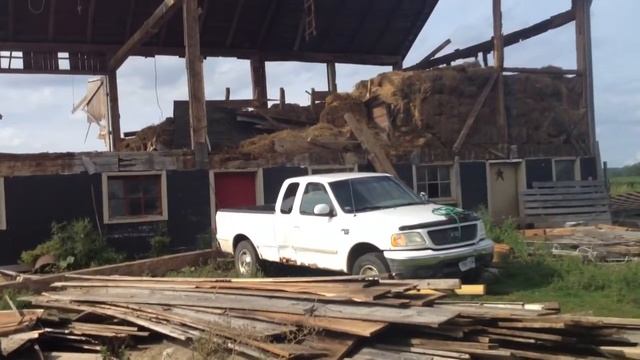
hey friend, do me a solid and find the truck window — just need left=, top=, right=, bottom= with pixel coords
left=300, top=183, right=333, bottom=215
left=279, top=183, right=299, bottom=214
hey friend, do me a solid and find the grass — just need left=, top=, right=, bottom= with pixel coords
left=610, top=176, right=640, bottom=196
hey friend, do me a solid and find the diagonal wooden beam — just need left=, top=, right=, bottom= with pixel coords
left=257, top=0, right=279, bottom=48
left=408, top=9, right=575, bottom=71
left=48, top=0, right=57, bottom=41
left=110, top=0, right=182, bottom=71
left=225, top=0, right=244, bottom=47
left=405, top=38, right=451, bottom=70
left=453, top=71, right=499, bottom=154
left=86, top=0, right=96, bottom=43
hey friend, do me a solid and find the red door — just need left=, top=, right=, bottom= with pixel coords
left=214, top=172, right=257, bottom=210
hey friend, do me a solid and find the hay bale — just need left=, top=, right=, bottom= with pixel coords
left=320, top=93, right=367, bottom=128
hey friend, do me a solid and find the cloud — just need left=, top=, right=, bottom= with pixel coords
left=0, top=127, right=25, bottom=148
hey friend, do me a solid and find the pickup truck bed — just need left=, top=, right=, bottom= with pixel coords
left=218, top=204, right=275, bottom=214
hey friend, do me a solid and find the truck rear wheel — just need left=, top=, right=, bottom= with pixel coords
left=352, top=252, right=390, bottom=276
left=235, top=240, right=261, bottom=277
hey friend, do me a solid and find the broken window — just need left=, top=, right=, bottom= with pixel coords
left=0, top=178, right=5, bottom=230
left=554, top=159, right=576, bottom=182
left=103, top=172, right=167, bottom=224
left=416, top=165, right=452, bottom=199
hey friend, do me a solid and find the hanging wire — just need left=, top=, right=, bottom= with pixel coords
left=28, top=0, right=46, bottom=14
left=153, top=57, right=165, bottom=121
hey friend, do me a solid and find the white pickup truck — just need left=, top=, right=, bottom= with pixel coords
left=216, top=173, right=494, bottom=278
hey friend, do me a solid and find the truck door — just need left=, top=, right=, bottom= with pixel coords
left=289, top=182, right=347, bottom=271
left=273, top=182, right=300, bottom=263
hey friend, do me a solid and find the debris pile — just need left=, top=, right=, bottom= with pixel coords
left=523, top=224, right=640, bottom=262
left=2, top=275, right=638, bottom=359
left=119, top=117, right=176, bottom=152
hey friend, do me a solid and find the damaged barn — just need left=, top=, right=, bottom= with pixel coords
left=0, top=0, right=604, bottom=265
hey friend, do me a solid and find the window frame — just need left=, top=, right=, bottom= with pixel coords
left=552, top=158, right=578, bottom=182
left=414, top=164, right=455, bottom=201
left=102, top=171, right=168, bottom=224
left=279, top=182, right=300, bottom=215
left=0, top=177, right=6, bottom=231
left=299, top=182, right=335, bottom=216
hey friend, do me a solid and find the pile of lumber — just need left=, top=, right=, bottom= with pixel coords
left=522, top=224, right=640, bottom=262
left=2, top=274, right=639, bottom=359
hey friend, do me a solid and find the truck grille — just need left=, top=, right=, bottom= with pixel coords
left=427, top=224, right=477, bottom=247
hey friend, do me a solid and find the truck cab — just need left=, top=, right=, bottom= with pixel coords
left=216, top=173, right=494, bottom=278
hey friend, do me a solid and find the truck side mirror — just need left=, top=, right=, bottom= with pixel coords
left=313, top=204, right=332, bottom=216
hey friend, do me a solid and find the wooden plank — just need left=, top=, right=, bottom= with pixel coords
left=492, top=0, right=508, bottom=145
left=183, top=0, right=208, bottom=169
left=524, top=198, right=610, bottom=208
left=67, top=273, right=373, bottom=283
left=532, top=180, right=604, bottom=188
left=521, top=187, right=607, bottom=195
left=523, top=205, right=610, bottom=216
left=0, top=250, right=214, bottom=293
left=109, top=0, right=182, bottom=70
left=344, top=113, right=399, bottom=177
left=404, top=38, right=451, bottom=71
left=43, top=288, right=458, bottom=327
left=225, top=0, right=245, bottom=47
left=186, top=307, right=388, bottom=337
left=452, top=71, right=499, bottom=153
left=107, top=72, right=121, bottom=151
left=520, top=193, right=609, bottom=201
left=380, top=279, right=461, bottom=290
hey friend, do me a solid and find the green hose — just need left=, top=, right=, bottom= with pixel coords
left=432, top=206, right=466, bottom=239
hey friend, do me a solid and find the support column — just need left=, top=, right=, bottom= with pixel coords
left=326, top=62, right=337, bottom=93
left=573, top=0, right=596, bottom=154
left=492, top=0, right=509, bottom=147
left=106, top=72, right=122, bottom=152
left=250, top=57, right=268, bottom=108
left=183, top=0, right=208, bottom=169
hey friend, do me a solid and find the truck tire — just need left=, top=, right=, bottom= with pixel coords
left=234, top=240, right=261, bottom=277
left=352, top=252, right=390, bottom=276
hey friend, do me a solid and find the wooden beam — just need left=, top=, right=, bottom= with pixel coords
left=109, top=0, right=182, bottom=71
left=404, top=38, right=451, bottom=71
left=573, top=0, right=596, bottom=154
left=107, top=72, right=122, bottom=151
left=257, top=0, right=279, bottom=48
left=48, top=0, right=57, bottom=41
left=344, top=113, right=399, bottom=178
left=493, top=0, right=508, bottom=145
left=453, top=71, right=499, bottom=154
left=225, top=0, right=244, bottom=47
left=293, top=12, right=306, bottom=51
left=86, top=0, right=96, bottom=43
left=124, top=0, right=137, bottom=42
left=183, top=0, right=208, bottom=169
left=7, top=0, right=14, bottom=41
left=408, top=9, right=576, bottom=70
left=326, top=62, right=337, bottom=93
left=250, top=58, right=268, bottom=108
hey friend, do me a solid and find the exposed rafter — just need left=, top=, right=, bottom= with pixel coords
left=408, top=9, right=575, bottom=70
left=124, top=0, right=137, bottom=42
left=226, top=0, right=245, bottom=47
left=109, top=0, right=183, bottom=71
left=86, top=0, right=96, bottom=43
left=48, top=0, right=57, bottom=41
left=257, top=0, right=279, bottom=48
left=370, top=0, right=404, bottom=54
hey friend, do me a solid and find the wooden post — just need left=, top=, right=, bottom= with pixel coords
left=250, top=57, right=268, bottom=109
left=344, top=113, right=399, bottom=178
left=326, top=62, right=337, bottom=93
left=183, top=0, right=208, bottom=169
left=493, top=0, right=508, bottom=147
left=573, top=0, right=596, bottom=154
left=279, top=87, right=286, bottom=110
left=224, top=87, right=231, bottom=101
left=106, top=72, right=122, bottom=152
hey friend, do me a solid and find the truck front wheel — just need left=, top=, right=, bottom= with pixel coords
left=235, top=240, right=261, bottom=277
left=352, top=252, right=390, bottom=276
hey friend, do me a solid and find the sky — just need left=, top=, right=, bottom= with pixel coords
left=0, top=0, right=638, bottom=167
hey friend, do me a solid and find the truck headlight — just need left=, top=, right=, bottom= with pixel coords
left=391, top=232, right=426, bottom=248
left=478, top=222, right=487, bottom=239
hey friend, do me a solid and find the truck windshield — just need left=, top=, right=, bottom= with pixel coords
left=329, top=176, right=423, bottom=214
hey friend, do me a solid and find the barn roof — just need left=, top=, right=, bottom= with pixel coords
left=0, top=0, right=439, bottom=74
